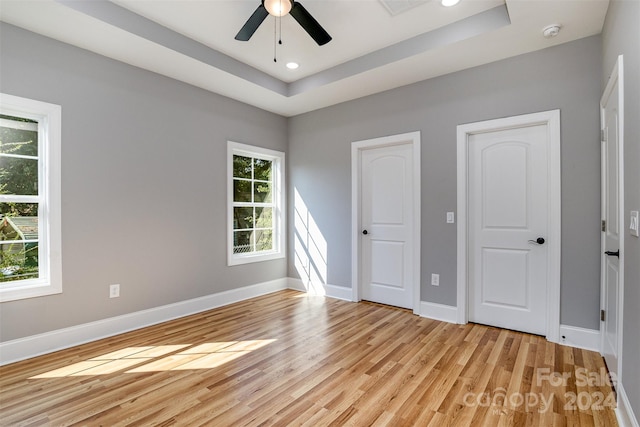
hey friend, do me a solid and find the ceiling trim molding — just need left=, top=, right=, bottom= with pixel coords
left=54, top=0, right=289, bottom=96
left=54, top=0, right=510, bottom=100
left=288, top=4, right=510, bottom=96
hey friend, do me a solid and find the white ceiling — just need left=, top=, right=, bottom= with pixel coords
left=0, top=0, right=609, bottom=116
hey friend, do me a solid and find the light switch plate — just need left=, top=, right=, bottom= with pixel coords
left=630, top=211, right=639, bottom=237
left=446, top=212, right=455, bottom=224
left=431, top=274, right=439, bottom=286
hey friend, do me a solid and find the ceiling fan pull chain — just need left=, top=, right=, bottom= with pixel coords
left=273, top=15, right=277, bottom=62
left=278, top=1, right=283, bottom=45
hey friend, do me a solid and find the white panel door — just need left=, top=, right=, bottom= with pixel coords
left=601, top=56, right=623, bottom=380
left=468, top=124, right=549, bottom=335
left=361, top=143, right=414, bottom=309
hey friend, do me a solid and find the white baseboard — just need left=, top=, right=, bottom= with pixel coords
left=287, top=278, right=353, bottom=301
left=287, top=277, right=307, bottom=292
left=0, top=278, right=289, bottom=366
left=323, top=284, right=353, bottom=301
left=558, top=324, right=600, bottom=352
left=420, top=301, right=458, bottom=324
left=616, top=382, right=639, bottom=427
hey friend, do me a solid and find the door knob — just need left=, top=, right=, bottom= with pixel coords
left=604, top=250, right=620, bottom=257
left=362, top=230, right=368, bottom=235
left=528, top=237, right=545, bottom=245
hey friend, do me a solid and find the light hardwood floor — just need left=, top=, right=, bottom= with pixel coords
left=0, top=290, right=618, bottom=426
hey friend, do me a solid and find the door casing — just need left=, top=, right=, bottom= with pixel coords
left=352, top=131, right=421, bottom=314
left=456, top=110, right=562, bottom=342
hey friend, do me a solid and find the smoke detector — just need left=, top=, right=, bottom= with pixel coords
left=542, top=25, right=562, bottom=38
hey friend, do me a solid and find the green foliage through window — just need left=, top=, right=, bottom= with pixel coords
left=232, top=154, right=274, bottom=254
left=0, top=115, right=40, bottom=283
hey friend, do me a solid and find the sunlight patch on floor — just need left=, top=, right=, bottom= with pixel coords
left=29, top=340, right=276, bottom=378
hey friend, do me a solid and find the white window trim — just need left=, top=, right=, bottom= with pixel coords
left=227, top=141, right=285, bottom=266
left=0, top=93, right=62, bottom=302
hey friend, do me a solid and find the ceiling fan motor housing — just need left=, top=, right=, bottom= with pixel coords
left=236, top=0, right=332, bottom=46
left=263, top=0, right=294, bottom=17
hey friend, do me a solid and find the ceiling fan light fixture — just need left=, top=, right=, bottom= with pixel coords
left=286, top=62, right=299, bottom=70
left=236, top=0, right=331, bottom=46
left=264, top=0, right=293, bottom=17
left=441, top=0, right=460, bottom=6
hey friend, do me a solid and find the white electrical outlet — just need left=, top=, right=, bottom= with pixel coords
left=109, top=284, right=120, bottom=298
left=431, top=274, right=439, bottom=286
left=446, top=212, right=455, bottom=224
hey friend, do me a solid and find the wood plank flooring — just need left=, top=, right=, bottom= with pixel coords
left=0, top=290, right=618, bottom=426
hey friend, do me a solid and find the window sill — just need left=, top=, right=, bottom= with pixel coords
left=0, top=280, right=62, bottom=302
left=228, top=251, right=285, bottom=267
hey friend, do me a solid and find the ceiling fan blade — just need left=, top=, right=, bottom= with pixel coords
left=289, top=2, right=332, bottom=46
left=235, top=5, right=269, bottom=41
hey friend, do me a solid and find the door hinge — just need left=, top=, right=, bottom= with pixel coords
left=602, top=220, right=606, bottom=232
left=601, top=129, right=607, bottom=142
left=601, top=309, right=606, bottom=322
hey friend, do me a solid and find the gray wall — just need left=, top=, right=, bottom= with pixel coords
left=602, top=0, right=640, bottom=420
left=288, top=36, right=603, bottom=330
left=0, top=24, right=287, bottom=342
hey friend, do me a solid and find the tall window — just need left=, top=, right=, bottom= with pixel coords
left=228, top=141, right=285, bottom=266
left=0, top=94, right=61, bottom=302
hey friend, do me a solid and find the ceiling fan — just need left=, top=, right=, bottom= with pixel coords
left=235, top=0, right=332, bottom=46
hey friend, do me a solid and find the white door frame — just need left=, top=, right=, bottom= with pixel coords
left=600, top=55, right=624, bottom=376
left=456, top=111, right=561, bottom=342
left=351, top=131, right=421, bottom=314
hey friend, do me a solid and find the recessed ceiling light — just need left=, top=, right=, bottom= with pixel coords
left=441, top=0, right=460, bottom=6
left=286, top=62, right=299, bottom=70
